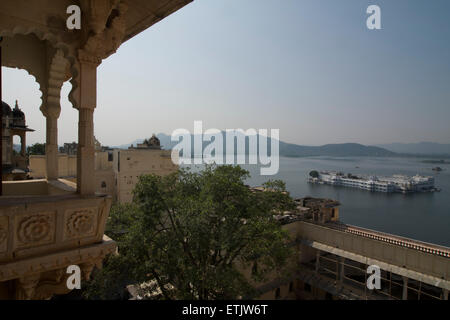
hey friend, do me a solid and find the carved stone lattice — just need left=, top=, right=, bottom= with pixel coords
left=65, top=208, right=98, bottom=239
left=16, top=213, right=55, bottom=248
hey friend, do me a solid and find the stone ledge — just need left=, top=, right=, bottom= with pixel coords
left=0, top=235, right=117, bottom=282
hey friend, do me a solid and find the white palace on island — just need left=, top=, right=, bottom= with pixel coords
left=308, top=171, right=437, bottom=194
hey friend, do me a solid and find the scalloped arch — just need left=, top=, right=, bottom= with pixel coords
left=0, top=26, right=80, bottom=111
left=1, top=59, right=44, bottom=109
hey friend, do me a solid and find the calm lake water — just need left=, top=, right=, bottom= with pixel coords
left=184, top=156, right=450, bottom=247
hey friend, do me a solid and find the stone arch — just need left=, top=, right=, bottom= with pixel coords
left=12, top=133, right=25, bottom=156
left=0, top=27, right=79, bottom=111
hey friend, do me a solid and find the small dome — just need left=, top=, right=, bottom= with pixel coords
left=2, top=101, right=12, bottom=116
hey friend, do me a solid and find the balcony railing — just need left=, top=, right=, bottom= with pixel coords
left=0, top=179, right=116, bottom=299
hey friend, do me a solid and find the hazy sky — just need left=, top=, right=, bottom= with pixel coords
left=2, top=0, right=450, bottom=147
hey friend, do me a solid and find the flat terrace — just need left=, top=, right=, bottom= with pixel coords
left=325, top=222, right=450, bottom=259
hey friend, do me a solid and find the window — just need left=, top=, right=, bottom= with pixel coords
left=101, top=181, right=106, bottom=188
left=304, top=283, right=311, bottom=292
left=108, top=152, right=113, bottom=162
left=275, top=288, right=281, bottom=299
left=289, top=282, right=294, bottom=292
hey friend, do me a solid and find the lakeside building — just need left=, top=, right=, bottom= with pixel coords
left=29, top=135, right=178, bottom=203
left=308, top=171, right=436, bottom=193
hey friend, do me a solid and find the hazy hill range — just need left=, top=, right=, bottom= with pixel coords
left=279, top=142, right=395, bottom=157
left=113, top=133, right=397, bottom=158
left=376, top=142, right=450, bottom=156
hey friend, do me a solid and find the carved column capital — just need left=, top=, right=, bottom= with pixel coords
left=16, top=274, right=41, bottom=300
left=80, top=0, right=120, bottom=35
left=78, top=49, right=102, bottom=67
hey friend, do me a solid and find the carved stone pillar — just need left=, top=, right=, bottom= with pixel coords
left=20, top=132, right=26, bottom=156
left=75, top=53, right=100, bottom=195
left=45, top=115, right=59, bottom=180
left=41, top=49, right=68, bottom=181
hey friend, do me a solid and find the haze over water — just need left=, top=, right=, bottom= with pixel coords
left=185, top=156, right=450, bottom=247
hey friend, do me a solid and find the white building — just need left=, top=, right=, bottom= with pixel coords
left=309, top=171, right=435, bottom=193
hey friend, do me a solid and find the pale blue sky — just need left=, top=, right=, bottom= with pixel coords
left=2, top=0, right=450, bottom=147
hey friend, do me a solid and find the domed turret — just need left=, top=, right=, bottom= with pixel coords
left=12, top=100, right=25, bottom=118
left=1, top=99, right=34, bottom=180
left=2, top=101, right=12, bottom=116
left=12, top=100, right=26, bottom=127
left=134, top=134, right=162, bottom=150
left=149, top=134, right=160, bottom=147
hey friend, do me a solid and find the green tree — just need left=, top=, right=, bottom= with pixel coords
left=84, top=165, right=295, bottom=300
left=309, top=170, right=319, bottom=178
left=27, top=143, right=46, bottom=155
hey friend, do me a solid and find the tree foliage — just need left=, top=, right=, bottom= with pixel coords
left=27, top=143, right=46, bottom=155
left=84, top=165, right=296, bottom=300
left=309, top=170, right=319, bottom=178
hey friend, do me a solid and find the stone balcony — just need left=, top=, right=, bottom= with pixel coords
left=0, top=179, right=116, bottom=300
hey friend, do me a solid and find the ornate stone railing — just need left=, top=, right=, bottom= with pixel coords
left=0, top=180, right=116, bottom=299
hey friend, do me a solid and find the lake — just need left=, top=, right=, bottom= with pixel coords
left=184, top=156, right=450, bottom=247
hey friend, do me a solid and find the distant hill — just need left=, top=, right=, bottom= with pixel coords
left=376, top=142, right=450, bottom=156
left=280, top=142, right=396, bottom=157
left=113, top=133, right=396, bottom=158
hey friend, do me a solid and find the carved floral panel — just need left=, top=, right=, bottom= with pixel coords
left=15, top=212, right=56, bottom=248
left=64, top=207, right=98, bottom=240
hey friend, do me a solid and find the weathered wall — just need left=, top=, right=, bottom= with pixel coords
left=29, top=154, right=77, bottom=179
left=114, top=149, right=178, bottom=203
left=29, top=150, right=178, bottom=203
